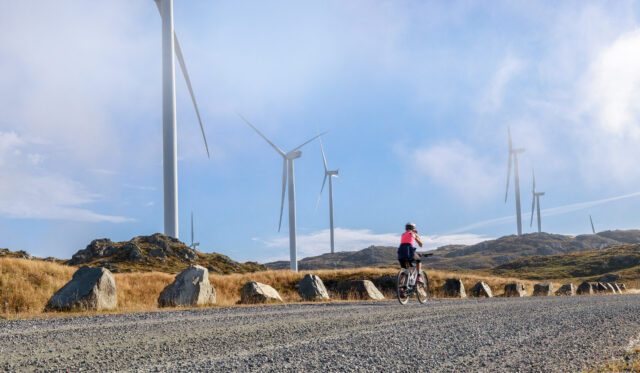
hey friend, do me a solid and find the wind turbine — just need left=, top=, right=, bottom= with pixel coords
left=529, top=169, right=545, bottom=234
left=190, top=212, right=199, bottom=250
left=238, top=114, right=326, bottom=271
left=153, top=0, right=210, bottom=239
left=315, top=137, right=339, bottom=254
left=590, top=215, right=597, bottom=234
left=505, top=127, right=525, bottom=236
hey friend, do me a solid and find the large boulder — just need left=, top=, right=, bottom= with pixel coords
left=46, top=266, right=117, bottom=311
left=598, top=273, right=621, bottom=283
left=442, top=279, right=467, bottom=298
left=504, top=283, right=526, bottom=297
left=533, top=282, right=554, bottom=296
left=470, top=281, right=493, bottom=298
left=612, top=283, right=622, bottom=293
left=298, top=274, right=329, bottom=301
left=241, top=282, right=283, bottom=304
left=595, top=282, right=608, bottom=293
left=336, top=280, right=384, bottom=300
left=576, top=281, right=593, bottom=295
left=555, top=283, right=576, bottom=296
left=158, top=265, right=216, bottom=307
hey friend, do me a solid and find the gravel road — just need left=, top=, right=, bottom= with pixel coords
left=2, top=294, right=640, bottom=372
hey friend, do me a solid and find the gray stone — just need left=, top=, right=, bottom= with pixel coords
left=470, top=281, right=493, bottom=298
left=577, top=281, right=593, bottom=295
left=298, top=274, right=329, bottom=301
left=158, top=265, right=216, bottom=307
left=46, top=266, right=117, bottom=311
left=594, top=282, right=608, bottom=293
left=533, top=282, right=554, bottom=296
left=612, top=283, right=622, bottom=293
left=241, top=282, right=283, bottom=304
left=336, top=280, right=384, bottom=300
left=124, top=243, right=143, bottom=262
left=598, top=273, right=621, bottom=283
left=442, top=279, right=467, bottom=298
left=504, top=283, right=526, bottom=297
left=556, top=283, right=576, bottom=296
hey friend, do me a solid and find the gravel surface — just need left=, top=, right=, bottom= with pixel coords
left=2, top=294, right=640, bottom=372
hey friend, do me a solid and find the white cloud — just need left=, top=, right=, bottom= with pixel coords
left=255, top=227, right=488, bottom=261
left=412, top=141, right=500, bottom=203
left=0, top=131, right=132, bottom=223
left=480, top=55, right=524, bottom=112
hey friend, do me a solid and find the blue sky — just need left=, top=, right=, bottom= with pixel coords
left=2, top=1, right=640, bottom=262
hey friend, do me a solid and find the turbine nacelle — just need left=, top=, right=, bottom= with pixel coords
left=286, top=151, right=302, bottom=160
left=327, top=169, right=339, bottom=177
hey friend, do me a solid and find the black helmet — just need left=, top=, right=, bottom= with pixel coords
left=405, top=222, right=416, bottom=230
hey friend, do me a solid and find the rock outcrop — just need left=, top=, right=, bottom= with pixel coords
left=297, top=274, right=329, bottom=301
left=533, top=282, right=554, bottom=296
left=46, top=266, right=117, bottom=311
left=555, top=283, right=576, bottom=296
left=241, top=282, right=283, bottom=304
left=336, top=280, right=384, bottom=300
left=469, top=281, right=492, bottom=298
left=577, top=281, right=593, bottom=295
left=158, top=265, right=216, bottom=307
left=442, top=279, right=467, bottom=298
left=504, top=283, right=526, bottom=297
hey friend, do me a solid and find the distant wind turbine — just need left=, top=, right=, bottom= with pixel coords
left=590, top=215, right=596, bottom=234
left=153, top=0, right=210, bottom=239
left=239, top=114, right=326, bottom=271
left=529, top=169, right=545, bottom=234
left=190, top=212, right=199, bottom=250
left=315, top=137, right=339, bottom=254
left=505, top=127, right=525, bottom=236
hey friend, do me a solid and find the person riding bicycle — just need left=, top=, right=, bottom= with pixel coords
left=397, top=222, right=424, bottom=283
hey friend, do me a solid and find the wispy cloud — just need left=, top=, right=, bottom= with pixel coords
left=449, top=191, right=640, bottom=233
left=480, top=55, right=524, bottom=112
left=0, top=131, right=132, bottom=223
left=255, top=227, right=488, bottom=261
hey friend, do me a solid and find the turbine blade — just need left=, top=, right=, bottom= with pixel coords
left=315, top=174, right=328, bottom=211
left=505, top=154, right=512, bottom=203
left=278, top=159, right=287, bottom=232
left=154, top=0, right=210, bottom=158
left=530, top=193, right=535, bottom=227
left=237, top=113, right=286, bottom=156
left=292, top=131, right=329, bottom=152
left=175, top=36, right=210, bottom=158
left=319, top=136, right=328, bottom=172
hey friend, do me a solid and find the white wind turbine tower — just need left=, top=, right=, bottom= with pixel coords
left=154, top=0, right=210, bottom=239
left=190, top=212, right=199, bottom=250
left=315, top=137, right=339, bottom=254
left=529, top=170, right=545, bottom=234
left=505, top=127, right=525, bottom=236
left=238, top=114, right=326, bottom=272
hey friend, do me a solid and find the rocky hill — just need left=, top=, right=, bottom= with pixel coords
left=66, top=233, right=265, bottom=274
left=490, top=243, right=640, bottom=281
left=266, top=230, right=640, bottom=271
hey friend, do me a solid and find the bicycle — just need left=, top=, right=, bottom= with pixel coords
left=397, top=253, right=432, bottom=305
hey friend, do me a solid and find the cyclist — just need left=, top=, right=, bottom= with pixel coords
left=397, top=222, right=424, bottom=283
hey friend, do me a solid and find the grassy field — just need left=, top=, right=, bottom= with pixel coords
left=1, top=257, right=557, bottom=319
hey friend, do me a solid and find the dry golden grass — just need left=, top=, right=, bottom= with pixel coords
left=1, top=258, right=562, bottom=320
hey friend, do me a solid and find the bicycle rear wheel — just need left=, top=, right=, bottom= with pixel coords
left=416, top=270, right=430, bottom=304
left=397, top=270, right=410, bottom=305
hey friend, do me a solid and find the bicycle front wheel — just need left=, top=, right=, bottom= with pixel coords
left=397, top=270, right=410, bottom=305
left=416, top=270, right=430, bottom=304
